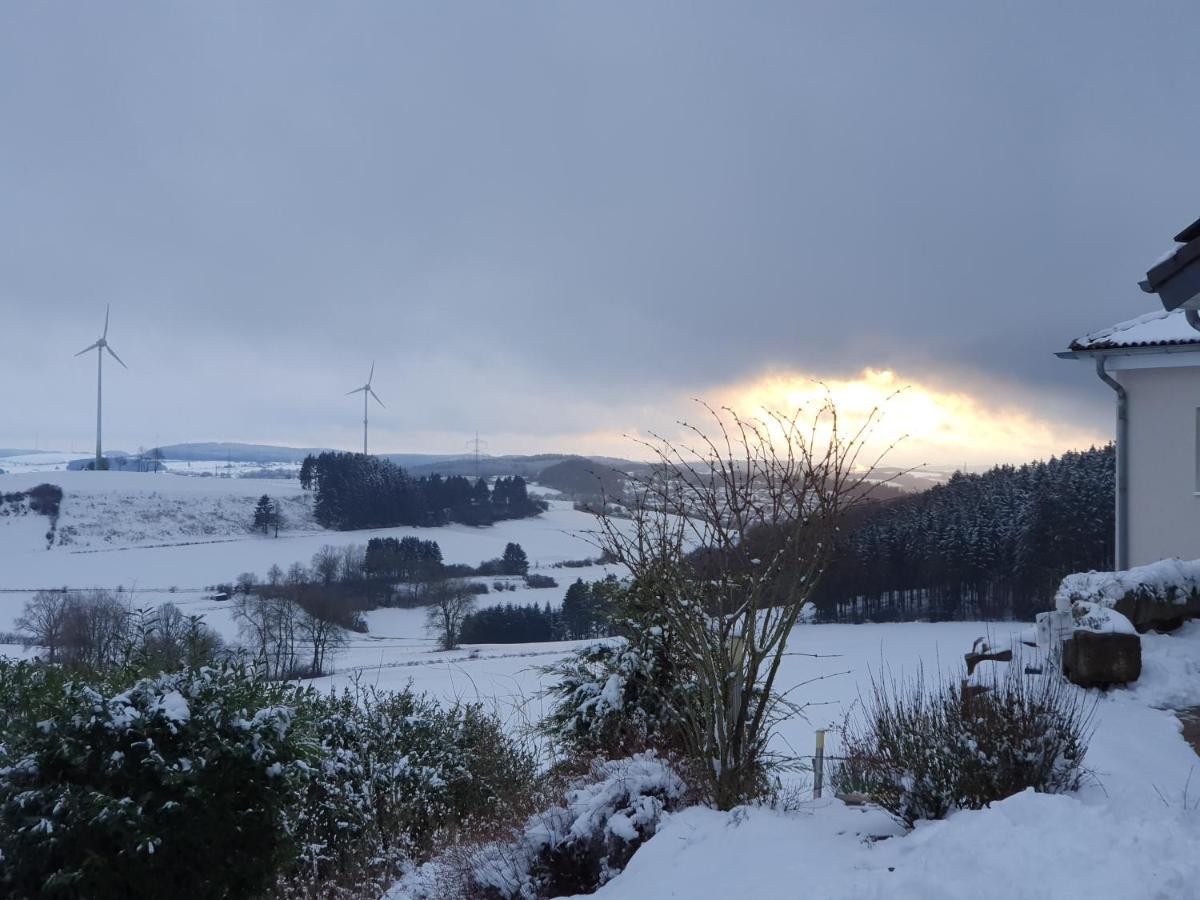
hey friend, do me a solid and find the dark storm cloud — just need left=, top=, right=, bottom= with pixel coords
left=1, top=2, right=1196, bottom=458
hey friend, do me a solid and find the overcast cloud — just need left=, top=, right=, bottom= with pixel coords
left=2, top=2, right=1197, bottom=464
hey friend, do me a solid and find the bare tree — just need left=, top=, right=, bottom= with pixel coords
left=594, top=400, right=896, bottom=809
left=286, top=562, right=308, bottom=586
left=233, top=591, right=271, bottom=664
left=16, top=590, right=72, bottom=662
left=338, top=543, right=366, bottom=585
left=296, top=592, right=350, bottom=676
left=311, top=545, right=341, bottom=586
left=233, top=591, right=300, bottom=679
left=424, top=580, right=476, bottom=651
left=59, top=590, right=130, bottom=671
left=235, top=571, right=259, bottom=595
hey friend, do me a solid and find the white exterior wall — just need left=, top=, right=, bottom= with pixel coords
left=1118, top=365, right=1200, bottom=566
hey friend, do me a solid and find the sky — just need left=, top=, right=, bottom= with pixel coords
left=2, top=2, right=1199, bottom=467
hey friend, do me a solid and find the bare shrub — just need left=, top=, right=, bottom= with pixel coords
left=132, top=602, right=226, bottom=672
left=594, top=400, right=894, bottom=809
left=836, top=665, right=1094, bottom=826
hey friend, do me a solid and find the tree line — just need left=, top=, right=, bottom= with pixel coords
left=812, top=445, right=1115, bottom=622
left=299, top=452, right=547, bottom=530
left=15, top=590, right=224, bottom=673
left=458, top=577, right=619, bottom=644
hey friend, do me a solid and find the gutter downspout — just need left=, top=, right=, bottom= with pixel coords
left=1094, top=356, right=1128, bottom=570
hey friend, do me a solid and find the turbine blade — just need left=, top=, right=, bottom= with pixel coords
left=367, top=360, right=375, bottom=385
left=346, top=387, right=366, bottom=395
left=105, top=344, right=128, bottom=369
left=370, top=388, right=385, bottom=408
left=75, top=341, right=101, bottom=356
left=103, top=304, right=110, bottom=339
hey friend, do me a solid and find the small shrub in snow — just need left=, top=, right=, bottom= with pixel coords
left=837, top=665, right=1094, bottom=826
left=464, top=753, right=685, bottom=899
left=538, top=635, right=685, bottom=759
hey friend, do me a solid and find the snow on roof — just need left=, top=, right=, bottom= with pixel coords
left=1069, top=308, right=1200, bottom=352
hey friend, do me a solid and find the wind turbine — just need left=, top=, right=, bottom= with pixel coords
left=75, top=304, right=127, bottom=471
left=346, top=361, right=384, bottom=455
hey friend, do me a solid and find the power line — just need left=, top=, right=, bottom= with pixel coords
left=466, top=431, right=488, bottom=479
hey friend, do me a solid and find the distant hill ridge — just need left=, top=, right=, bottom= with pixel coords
left=148, top=442, right=646, bottom=480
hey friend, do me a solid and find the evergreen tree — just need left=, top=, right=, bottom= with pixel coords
left=253, top=495, right=273, bottom=534
left=299, top=455, right=316, bottom=491
left=502, top=542, right=529, bottom=576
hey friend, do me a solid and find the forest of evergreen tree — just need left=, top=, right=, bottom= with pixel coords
left=811, top=445, right=1115, bottom=622
left=300, top=452, right=547, bottom=529
left=458, top=577, right=619, bottom=643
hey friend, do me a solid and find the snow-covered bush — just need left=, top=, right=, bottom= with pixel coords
left=538, top=635, right=685, bottom=759
left=282, top=683, right=537, bottom=897
left=837, top=666, right=1093, bottom=826
left=0, top=661, right=539, bottom=900
left=0, top=662, right=304, bottom=900
left=463, top=753, right=686, bottom=899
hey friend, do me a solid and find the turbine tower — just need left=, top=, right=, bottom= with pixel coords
left=346, top=361, right=384, bottom=455
left=75, top=304, right=127, bottom=471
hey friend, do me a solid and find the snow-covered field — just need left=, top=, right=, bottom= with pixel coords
left=0, top=467, right=615, bottom=669
left=3, top=466, right=1200, bottom=898
left=0, top=451, right=93, bottom=475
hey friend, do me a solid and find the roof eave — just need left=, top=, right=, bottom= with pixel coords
left=1058, top=342, right=1200, bottom=359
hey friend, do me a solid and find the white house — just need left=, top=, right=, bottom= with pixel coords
left=1059, top=308, right=1200, bottom=568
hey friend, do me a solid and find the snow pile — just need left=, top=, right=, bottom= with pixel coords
left=437, top=754, right=684, bottom=899
left=1055, top=557, right=1200, bottom=611
left=1066, top=600, right=1137, bottom=636
left=595, top=784, right=1200, bottom=900
left=1129, top=621, right=1200, bottom=709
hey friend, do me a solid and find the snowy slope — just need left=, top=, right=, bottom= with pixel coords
left=582, top=624, right=1200, bottom=900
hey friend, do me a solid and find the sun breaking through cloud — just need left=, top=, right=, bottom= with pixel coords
left=715, top=368, right=1107, bottom=468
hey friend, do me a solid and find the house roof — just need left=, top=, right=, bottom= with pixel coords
left=1067, top=308, right=1200, bottom=353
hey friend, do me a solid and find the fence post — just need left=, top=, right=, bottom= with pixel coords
left=813, top=729, right=826, bottom=799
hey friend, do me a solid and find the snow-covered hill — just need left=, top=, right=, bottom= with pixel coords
left=0, top=470, right=319, bottom=550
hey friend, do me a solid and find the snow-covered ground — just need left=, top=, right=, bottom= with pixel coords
left=588, top=624, right=1200, bottom=900
left=0, top=451, right=93, bottom=474
left=5, top=466, right=1200, bottom=898
left=383, top=622, right=1200, bottom=900
left=0, top=450, right=301, bottom=478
